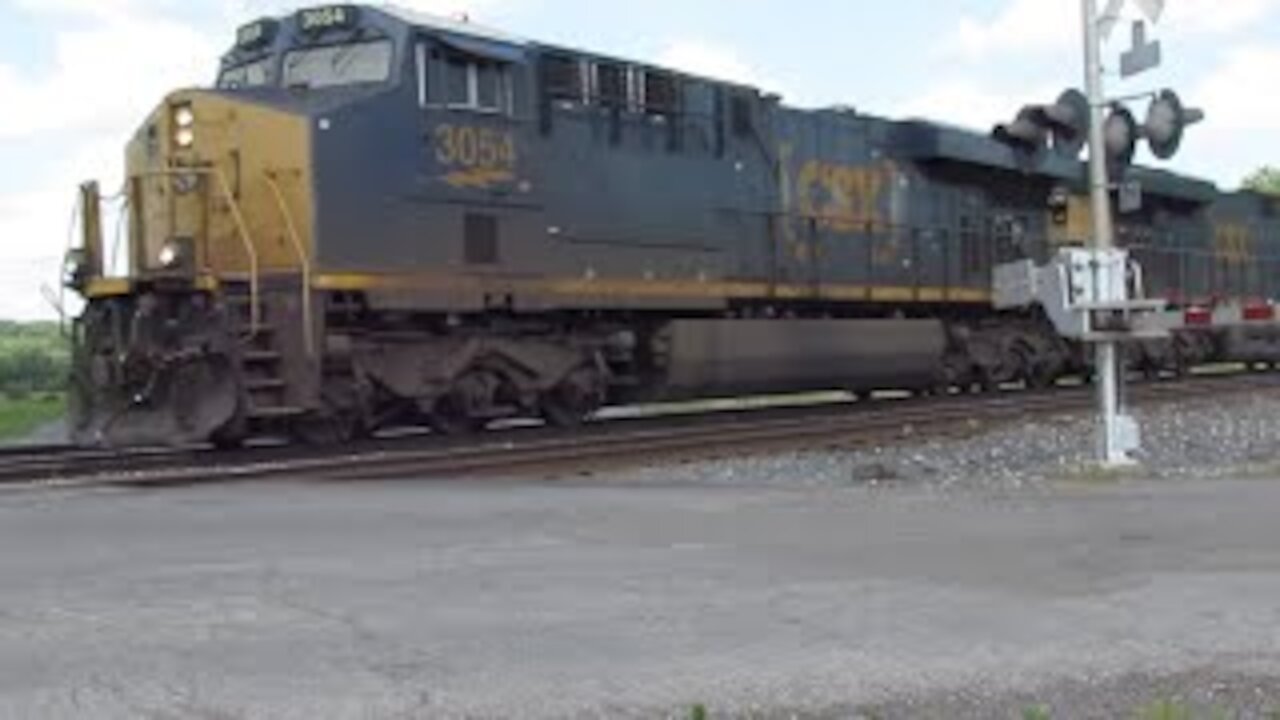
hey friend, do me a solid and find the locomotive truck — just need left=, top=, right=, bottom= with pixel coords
left=63, top=4, right=1280, bottom=447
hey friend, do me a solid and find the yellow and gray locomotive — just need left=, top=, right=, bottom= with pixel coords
left=64, top=4, right=1280, bottom=447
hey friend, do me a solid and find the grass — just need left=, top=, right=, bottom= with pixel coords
left=1137, top=699, right=1195, bottom=720
left=0, top=393, right=66, bottom=443
left=1023, top=706, right=1053, bottom=720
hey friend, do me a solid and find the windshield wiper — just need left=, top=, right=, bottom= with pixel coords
left=330, top=44, right=359, bottom=78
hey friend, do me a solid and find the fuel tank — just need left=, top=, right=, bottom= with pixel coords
left=657, top=318, right=947, bottom=397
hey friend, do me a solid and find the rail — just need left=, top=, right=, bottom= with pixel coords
left=5, top=371, right=1280, bottom=489
left=263, top=170, right=316, bottom=359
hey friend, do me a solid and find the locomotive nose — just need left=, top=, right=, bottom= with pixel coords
left=124, top=91, right=216, bottom=280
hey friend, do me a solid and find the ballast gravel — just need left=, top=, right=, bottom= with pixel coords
left=611, top=391, right=1280, bottom=491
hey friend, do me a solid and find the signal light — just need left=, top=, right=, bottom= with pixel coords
left=992, top=90, right=1090, bottom=160
left=1145, top=89, right=1204, bottom=160
left=993, top=106, right=1050, bottom=155
left=1103, top=104, right=1139, bottom=176
left=1042, top=89, right=1089, bottom=159
left=994, top=88, right=1203, bottom=173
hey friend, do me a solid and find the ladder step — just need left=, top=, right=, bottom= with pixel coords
left=246, top=378, right=286, bottom=392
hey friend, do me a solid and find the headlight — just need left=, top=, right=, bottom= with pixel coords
left=158, top=239, right=184, bottom=269
left=175, top=128, right=195, bottom=148
left=174, top=105, right=195, bottom=128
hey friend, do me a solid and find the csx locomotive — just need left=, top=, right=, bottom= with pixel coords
left=64, top=4, right=1280, bottom=447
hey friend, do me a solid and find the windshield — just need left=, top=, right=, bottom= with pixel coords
left=217, top=57, right=274, bottom=90
left=282, top=40, right=393, bottom=89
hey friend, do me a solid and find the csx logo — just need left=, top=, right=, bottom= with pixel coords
left=796, top=160, right=887, bottom=233
left=1215, top=223, right=1254, bottom=262
left=434, top=124, right=518, bottom=189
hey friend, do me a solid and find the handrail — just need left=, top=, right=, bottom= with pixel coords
left=209, top=168, right=261, bottom=336
left=132, top=167, right=262, bottom=336
left=263, top=170, right=316, bottom=359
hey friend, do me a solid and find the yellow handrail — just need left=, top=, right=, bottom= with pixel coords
left=209, top=168, right=261, bottom=336
left=131, top=167, right=262, bottom=336
left=263, top=170, right=316, bottom=359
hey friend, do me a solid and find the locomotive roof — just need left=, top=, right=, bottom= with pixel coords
left=376, top=3, right=762, bottom=92
left=379, top=3, right=529, bottom=47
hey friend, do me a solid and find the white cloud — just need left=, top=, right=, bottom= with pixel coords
left=0, top=18, right=217, bottom=139
left=11, top=0, right=179, bottom=19
left=890, top=79, right=1060, bottom=132
left=1193, top=45, right=1280, bottom=131
left=1176, top=44, right=1280, bottom=186
left=947, top=0, right=1280, bottom=60
left=1163, top=0, right=1280, bottom=36
left=657, top=40, right=760, bottom=86
left=0, top=7, right=220, bottom=319
left=948, top=0, right=1079, bottom=61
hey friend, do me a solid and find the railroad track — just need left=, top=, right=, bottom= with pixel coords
left=4, top=372, right=1280, bottom=490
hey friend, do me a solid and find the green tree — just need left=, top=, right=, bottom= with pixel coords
left=1243, top=166, right=1280, bottom=195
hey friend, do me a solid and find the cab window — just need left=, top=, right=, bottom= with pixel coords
left=218, top=57, right=274, bottom=90
left=442, top=51, right=511, bottom=113
left=282, top=39, right=394, bottom=89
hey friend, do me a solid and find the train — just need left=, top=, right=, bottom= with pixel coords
left=62, top=4, right=1280, bottom=447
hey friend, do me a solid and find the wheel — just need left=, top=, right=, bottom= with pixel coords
left=210, top=415, right=248, bottom=450
left=428, top=395, right=484, bottom=436
left=540, top=367, right=605, bottom=429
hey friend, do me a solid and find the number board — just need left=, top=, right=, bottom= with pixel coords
left=297, top=6, right=360, bottom=34
left=236, top=19, right=279, bottom=50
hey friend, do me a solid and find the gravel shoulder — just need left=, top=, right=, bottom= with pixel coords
left=607, top=391, right=1280, bottom=492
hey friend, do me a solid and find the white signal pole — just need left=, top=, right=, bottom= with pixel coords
left=1082, top=0, right=1129, bottom=466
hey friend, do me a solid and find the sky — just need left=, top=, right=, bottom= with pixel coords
left=0, top=0, right=1277, bottom=320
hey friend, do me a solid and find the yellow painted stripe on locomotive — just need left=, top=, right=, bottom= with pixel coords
left=312, top=273, right=993, bottom=304
left=83, top=275, right=221, bottom=299
left=84, top=272, right=994, bottom=305
left=84, top=278, right=134, bottom=298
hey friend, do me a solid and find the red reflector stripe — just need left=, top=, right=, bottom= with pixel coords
left=1244, top=305, right=1275, bottom=322
left=1184, top=308, right=1213, bottom=326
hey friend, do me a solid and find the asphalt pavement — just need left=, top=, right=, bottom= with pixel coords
left=1, top=473, right=1279, bottom=718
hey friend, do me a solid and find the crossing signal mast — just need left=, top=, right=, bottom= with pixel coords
left=991, top=0, right=1205, bottom=467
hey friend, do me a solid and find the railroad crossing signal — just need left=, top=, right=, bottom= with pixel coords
left=992, top=89, right=1089, bottom=159
left=1121, top=20, right=1162, bottom=78
left=992, top=88, right=1202, bottom=177
left=1101, top=0, right=1165, bottom=38
left=1145, top=89, right=1205, bottom=159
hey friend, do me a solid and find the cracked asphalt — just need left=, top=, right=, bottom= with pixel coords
left=2, top=474, right=1280, bottom=718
